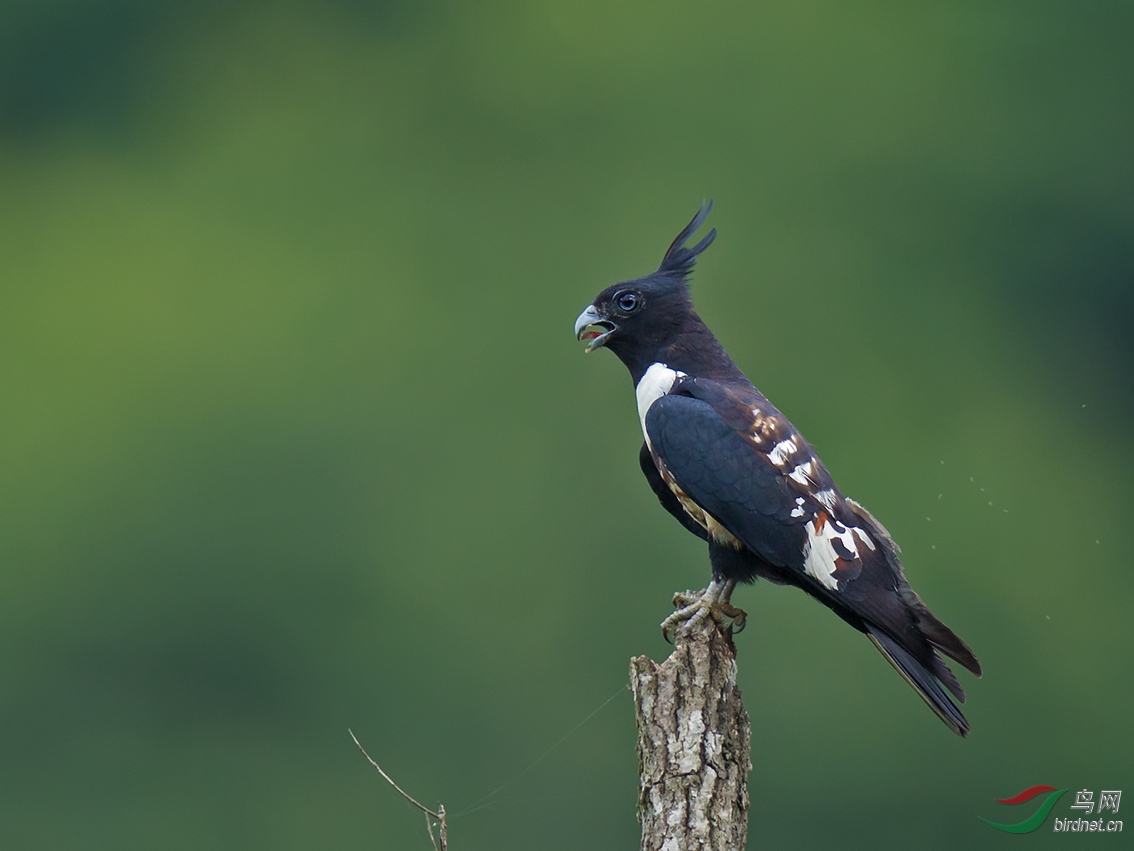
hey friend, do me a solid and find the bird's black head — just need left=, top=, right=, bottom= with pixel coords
left=575, top=202, right=720, bottom=382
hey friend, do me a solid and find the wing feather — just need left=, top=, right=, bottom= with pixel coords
left=641, top=375, right=978, bottom=735
left=645, top=393, right=807, bottom=567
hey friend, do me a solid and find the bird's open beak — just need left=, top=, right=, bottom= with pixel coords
left=574, top=305, right=616, bottom=353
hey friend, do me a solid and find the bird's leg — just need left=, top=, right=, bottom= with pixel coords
left=661, top=577, right=747, bottom=640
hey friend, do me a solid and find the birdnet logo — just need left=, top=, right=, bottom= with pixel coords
left=980, top=785, right=1122, bottom=834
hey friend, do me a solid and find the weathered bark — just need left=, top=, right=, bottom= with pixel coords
left=631, top=620, right=751, bottom=851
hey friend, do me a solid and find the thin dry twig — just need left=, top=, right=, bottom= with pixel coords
left=349, top=728, right=448, bottom=851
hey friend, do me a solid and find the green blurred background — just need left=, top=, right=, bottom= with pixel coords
left=1, top=1, right=1131, bottom=848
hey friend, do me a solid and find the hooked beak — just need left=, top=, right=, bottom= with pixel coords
left=574, top=304, right=616, bottom=353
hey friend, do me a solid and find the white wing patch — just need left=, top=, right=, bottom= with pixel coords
left=852, top=526, right=876, bottom=552
left=788, top=460, right=816, bottom=485
left=802, top=517, right=876, bottom=591
left=768, top=438, right=798, bottom=466
left=636, top=362, right=685, bottom=449
left=790, top=497, right=806, bottom=518
left=815, top=488, right=837, bottom=510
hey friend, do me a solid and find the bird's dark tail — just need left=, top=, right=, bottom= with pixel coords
left=865, top=623, right=971, bottom=737
left=904, top=595, right=983, bottom=679
left=843, top=496, right=982, bottom=734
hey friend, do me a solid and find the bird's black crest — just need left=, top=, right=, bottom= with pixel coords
left=657, top=200, right=717, bottom=279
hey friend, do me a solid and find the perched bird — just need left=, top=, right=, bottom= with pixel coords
left=574, top=202, right=982, bottom=735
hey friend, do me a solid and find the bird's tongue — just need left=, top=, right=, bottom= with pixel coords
left=578, top=326, right=605, bottom=341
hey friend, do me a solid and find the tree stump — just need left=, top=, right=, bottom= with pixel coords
left=631, top=617, right=751, bottom=850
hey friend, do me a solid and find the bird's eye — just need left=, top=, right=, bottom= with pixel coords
left=617, top=292, right=640, bottom=313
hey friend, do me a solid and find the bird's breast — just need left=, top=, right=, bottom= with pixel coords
left=635, top=362, right=685, bottom=449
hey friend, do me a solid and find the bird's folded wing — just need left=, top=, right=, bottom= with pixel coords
left=645, top=392, right=808, bottom=568
left=639, top=442, right=710, bottom=542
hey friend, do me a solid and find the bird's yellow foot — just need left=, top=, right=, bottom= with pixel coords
left=661, top=578, right=746, bottom=641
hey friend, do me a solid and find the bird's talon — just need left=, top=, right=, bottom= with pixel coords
left=671, top=589, right=699, bottom=607
left=719, top=600, right=746, bottom=627
left=659, top=581, right=745, bottom=639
